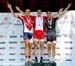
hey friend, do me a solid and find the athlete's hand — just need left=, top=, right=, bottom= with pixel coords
left=7, top=3, right=12, bottom=9
left=68, top=3, right=72, bottom=7
left=15, top=6, right=20, bottom=11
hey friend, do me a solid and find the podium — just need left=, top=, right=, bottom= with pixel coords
left=25, top=62, right=32, bottom=66
left=43, top=62, right=56, bottom=66
left=25, top=62, right=56, bottom=66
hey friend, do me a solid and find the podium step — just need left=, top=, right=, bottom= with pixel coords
left=43, top=62, right=56, bottom=66
left=25, top=63, right=32, bottom=66
left=32, top=63, right=40, bottom=66
left=31, top=62, right=56, bottom=66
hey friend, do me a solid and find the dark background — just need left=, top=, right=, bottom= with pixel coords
left=0, top=0, right=75, bottom=12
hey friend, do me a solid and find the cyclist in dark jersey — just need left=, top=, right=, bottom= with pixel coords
left=45, top=11, right=58, bottom=63
left=45, top=3, right=71, bottom=63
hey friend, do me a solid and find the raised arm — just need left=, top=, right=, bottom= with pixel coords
left=15, top=6, right=24, bottom=14
left=7, top=3, right=18, bottom=18
left=63, top=3, right=72, bottom=14
left=55, top=3, right=72, bottom=18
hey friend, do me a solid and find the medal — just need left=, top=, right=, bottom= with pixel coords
left=48, top=19, right=52, bottom=29
left=50, top=26, right=52, bottom=29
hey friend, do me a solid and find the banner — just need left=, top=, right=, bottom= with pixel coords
left=0, top=11, right=75, bottom=66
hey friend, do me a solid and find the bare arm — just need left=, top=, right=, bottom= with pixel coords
left=55, top=3, right=72, bottom=18
left=7, top=3, right=18, bottom=18
left=15, top=6, right=24, bottom=14
left=63, top=3, right=72, bottom=14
